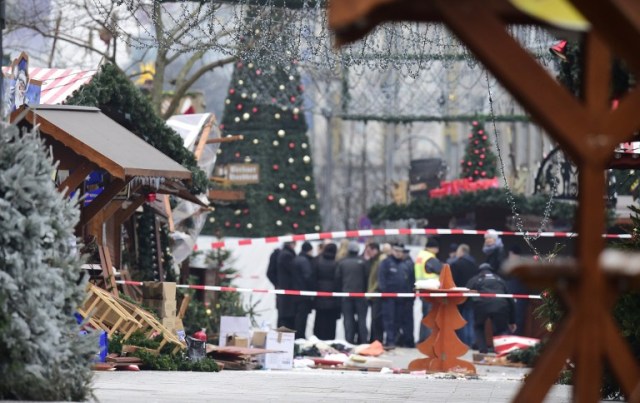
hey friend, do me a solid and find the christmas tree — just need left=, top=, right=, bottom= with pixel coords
left=0, top=126, right=93, bottom=400
left=460, top=120, right=498, bottom=181
left=206, top=59, right=321, bottom=237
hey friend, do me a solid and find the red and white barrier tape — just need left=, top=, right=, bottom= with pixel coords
left=116, top=280, right=541, bottom=300
left=202, top=228, right=631, bottom=250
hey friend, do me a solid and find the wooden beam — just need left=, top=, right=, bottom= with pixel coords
left=78, top=178, right=131, bottom=229
left=570, top=0, right=640, bottom=74
left=114, top=194, right=146, bottom=227
left=162, top=195, right=175, bottom=232
left=433, top=0, right=591, bottom=164
left=583, top=32, right=610, bottom=117
left=206, top=134, right=244, bottom=144
left=57, top=161, right=95, bottom=196
left=195, top=114, right=218, bottom=160
left=98, top=244, right=119, bottom=297
left=208, top=189, right=246, bottom=201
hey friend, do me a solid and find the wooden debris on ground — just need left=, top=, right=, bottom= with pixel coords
left=472, top=353, right=526, bottom=368
left=205, top=345, right=279, bottom=370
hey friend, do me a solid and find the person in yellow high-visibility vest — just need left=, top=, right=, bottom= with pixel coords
left=414, top=238, right=443, bottom=342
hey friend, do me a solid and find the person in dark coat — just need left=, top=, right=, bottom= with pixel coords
left=450, top=244, right=478, bottom=346
left=378, top=243, right=413, bottom=348
left=505, top=245, right=529, bottom=336
left=312, top=243, right=341, bottom=340
left=483, top=229, right=506, bottom=274
left=275, top=241, right=297, bottom=329
left=267, top=246, right=281, bottom=312
left=292, top=241, right=315, bottom=339
left=335, top=241, right=369, bottom=344
left=365, top=242, right=385, bottom=343
left=466, top=263, right=516, bottom=353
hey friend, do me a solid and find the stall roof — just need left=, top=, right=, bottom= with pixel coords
left=13, top=105, right=192, bottom=180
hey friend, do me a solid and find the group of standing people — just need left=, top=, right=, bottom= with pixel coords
left=266, top=230, right=527, bottom=353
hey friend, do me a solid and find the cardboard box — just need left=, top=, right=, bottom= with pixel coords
left=143, top=299, right=177, bottom=318
left=257, top=329, right=295, bottom=370
left=161, top=317, right=175, bottom=331
left=251, top=330, right=268, bottom=348
left=219, top=316, right=251, bottom=347
left=226, top=334, right=249, bottom=348
left=142, top=282, right=176, bottom=300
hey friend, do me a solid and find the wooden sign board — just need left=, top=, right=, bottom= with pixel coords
left=215, top=164, right=260, bottom=184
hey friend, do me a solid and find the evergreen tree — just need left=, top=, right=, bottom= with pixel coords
left=206, top=59, right=321, bottom=237
left=459, top=120, right=498, bottom=181
left=0, top=126, right=93, bottom=400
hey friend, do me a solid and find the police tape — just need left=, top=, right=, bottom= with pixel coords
left=201, top=228, right=631, bottom=250
left=115, top=280, right=542, bottom=299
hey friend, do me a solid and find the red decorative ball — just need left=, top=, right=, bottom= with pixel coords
left=267, top=194, right=275, bottom=201
left=273, top=164, right=279, bottom=171
left=224, top=221, right=231, bottom=227
left=193, top=329, right=207, bottom=342
left=293, top=114, right=299, bottom=120
left=235, top=223, right=241, bottom=228
left=235, top=152, right=241, bottom=158
left=480, top=154, right=485, bottom=159
left=474, top=150, right=479, bottom=154
left=285, top=206, right=292, bottom=212
left=290, top=96, right=296, bottom=103
left=481, top=171, right=487, bottom=177
left=467, top=161, right=472, bottom=166
left=468, top=134, right=473, bottom=139
left=256, top=69, right=262, bottom=75
left=474, top=170, right=479, bottom=175
left=252, top=107, right=258, bottom=113
left=298, top=85, right=304, bottom=92
left=271, top=97, right=276, bottom=103
left=243, top=209, right=249, bottom=215
left=292, top=223, right=299, bottom=229
left=229, top=89, right=235, bottom=95
left=478, top=130, right=484, bottom=135
left=300, top=210, right=306, bottom=216
left=291, top=184, right=298, bottom=190
left=474, top=140, right=479, bottom=145
left=219, top=124, right=225, bottom=130
left=460, top=160, right=465, bottom=164
left=472, top=120, right=478, bottom=126
left=289, top=142, right=295, bottom=149
left=482, top=135, right=488, bottom=140
left=236, top=104, right=243, bottom=110
left=478, top=161, right=484, bottom=166
left=236, top=62, right=243, bottom=68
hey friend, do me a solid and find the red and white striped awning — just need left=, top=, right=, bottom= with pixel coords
left=2, top=67, right=96, bottom=105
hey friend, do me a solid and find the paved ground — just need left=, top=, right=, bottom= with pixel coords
left=91, top=348, right=573, bottom=402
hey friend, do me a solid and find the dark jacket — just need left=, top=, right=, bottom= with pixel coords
left=276, top=245, right=297, bottom=318
left=450, top=254, right=478, bottom=289
left=466, top=269, right=515, bottom=324
left=313, top=249, right=341, bottom=311
left=378, top=255, right=413, bottom=293
left=292, top=252, right=314, bottom=301
left=335, top=252, right=368, bottom=293
left=484, top=246, right=506, bottom=275
left=267, top=248, right=280, bottom=287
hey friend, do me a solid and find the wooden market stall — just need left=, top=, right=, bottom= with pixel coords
left=11, top=104, right=204, bottom=294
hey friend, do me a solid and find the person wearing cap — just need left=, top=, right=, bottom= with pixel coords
left=275, top=240, right=297, bottom=329
left=292, top=241, right=315, bottom=339
left=414, top=237, right=443, bottom=342
left=378, top=242, right=414, bottom=348
left=466, top=263, right=516, bottom=354
left=483, top=229, right=506, bottom=274
left=335, top=241, right=369, bottom=344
